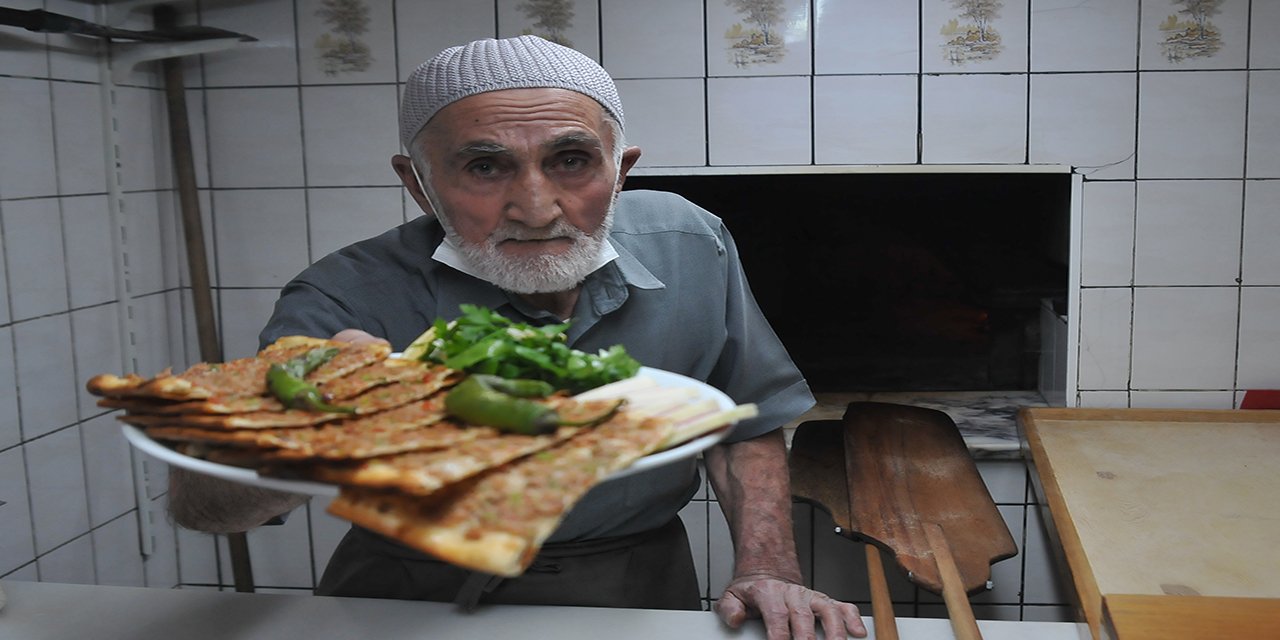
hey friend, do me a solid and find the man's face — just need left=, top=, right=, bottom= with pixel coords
left=412, top=88, right=637, bottom=293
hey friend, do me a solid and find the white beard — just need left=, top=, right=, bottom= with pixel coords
left=434, top=198, right=617, bottom=294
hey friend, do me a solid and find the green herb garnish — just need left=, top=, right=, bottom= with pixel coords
left=405, top=304, right=640, bottom=393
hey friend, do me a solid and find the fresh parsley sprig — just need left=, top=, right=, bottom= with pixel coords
left=406, top=304, right=640, bottom=394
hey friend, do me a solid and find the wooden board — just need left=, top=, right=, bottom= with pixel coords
left=789, top=404, right=1017, bottom=595
left=1020, top=408, right=1280, bottom=640
left=789, top=419, right=853, bottom=530
left=842, top=402, right=1017, bottom=595
left=1102, top=594, right=1280, bottom=640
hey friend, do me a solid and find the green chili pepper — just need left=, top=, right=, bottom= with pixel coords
left=444, top=375, right=619, bottom=435
left=267, top=347, right=355, bottom=413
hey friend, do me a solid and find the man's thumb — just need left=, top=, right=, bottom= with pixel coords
left=714, top=591, right=748, bottom=628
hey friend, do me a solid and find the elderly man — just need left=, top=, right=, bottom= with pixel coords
left=169, top=35, right=865, bottom=640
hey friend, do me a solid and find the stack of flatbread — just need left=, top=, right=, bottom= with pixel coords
left=86, top=336, right=756, bottom=576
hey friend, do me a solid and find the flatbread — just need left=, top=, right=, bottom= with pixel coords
left=99, top=395, right=285, bottom=415
left=86, top=342, right=329, bottom=400
left=345, top=372, right=460, bottom=415
left=318, top=359, right=444, bottom=400
left=327, top=412, right=678, bottom=576
left=306, top=341, right=394, bottom=384
left=271, top=426, right=580, bottom=496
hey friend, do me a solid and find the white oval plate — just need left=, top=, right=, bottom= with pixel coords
left=121, top=367, right=736, bottom=496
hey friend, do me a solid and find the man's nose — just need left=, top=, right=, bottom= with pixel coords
left=505, top=169, right=561, bottom=226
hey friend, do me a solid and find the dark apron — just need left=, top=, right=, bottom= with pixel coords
left=315, top=516, right=702, bottom=611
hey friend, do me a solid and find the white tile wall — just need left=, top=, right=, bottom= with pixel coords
left=218, top=288, right=286, bottom=359
left=78, top=414, right=137, bottom=528
left=114, top=87, right=171, bottom=193
left=3, top=0, right=1277, bottom=622
left=93, top=515, right=146, bottom=587
left=922, top=0, right=1029, bottom=74
left=308, top=498, right=351, bottom=583
left=814, top=75, right=918, bottom=165
left=306, top=187, right=404, bottom=261
left=206, top=88, right=306, bottom=188
left=1022, top=506, right=1072, bottom=606
left=25, top=427, right=90, bottom=555
left=707, top=76, right=812, bottom=165
left=814, top=1, right=919, bottom=75
left=1252, top=2, right=1280, bottom=69
left=1133, top=180, right=1243, bottom=286
left=200, top=0, right=300, bottom=87
left=1076, top=287, right=1131, bottom=391
left=1129, top=390, right=1236, bottom=409
left=1137, top=70, right=1247, bottom=179
left=300, top=85, right=401, bottom=186
left=498, top=0, right=600, bottom=62
left=1077, top=391, right=1130, bottom=408
left=615, top=79, right=707, bottom=168
left=0, top=77, right=58, bottom=200
left=51, top=82, right=108, bottom=196
left=212, top=189, right=311, bottom=287
left=61, top=195, right=118, bottom=308
left=37, top=535, right=96, bottom=585
left=1079, top=181, right=1135, bottom=287
left=682, top=500, right=711, bottom=601
left=1030, top=0, right=1138, bottom=72
left=602, top=0, right=705, bottom=79
left=13, top=316, right=79, bottom=439
left=176, top=527, right=221, bottom=586
left=1236, top=287, right=1280, bottom=389
left=124, top=191, right=181, bottom=297
left=395, top=1, right=496, bottom=80
left=3, top=199, right=68, bottom=320
left=1243, top=180, right=1280, bottom=284
left=1029, top=73, right=1136, bottom=179
left=1130, top=287, right=1238, bottom=390
left=1139, top=0, right=1250, bottom=71
left=921, top=74, right=1027, bottom=164
left=71, top=306, right=124, bottom=421
left=0, top=328, right=17, bottom=450
left=0, top=446, right=36, bottom=575
left=221, top=512, right=315, bottom=589
left=0, top=232, right=9, bottom=324
left=1246, top=70, right=1280, bottom=179
left=144, top=498, right=180, bottom=587
left=297, top=0, right=398, bottom=85
left=706, top=0, right=811, bottom=77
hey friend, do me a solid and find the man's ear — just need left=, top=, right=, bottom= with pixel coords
left=614, top=146, right=642, bottom=193
left=391, top=154, right=436, bottom=216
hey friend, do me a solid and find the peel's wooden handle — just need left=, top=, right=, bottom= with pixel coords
left=924, top=522, right=983, bottom=640
left=865, top=544, right=898, bottom=640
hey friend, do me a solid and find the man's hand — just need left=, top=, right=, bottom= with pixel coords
left=332, top=329, right=392, bottom=346
left=715, top=574, right=867, bottom=640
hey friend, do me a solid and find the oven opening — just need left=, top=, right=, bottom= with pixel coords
left=623, top=170, right=1072, bottom=396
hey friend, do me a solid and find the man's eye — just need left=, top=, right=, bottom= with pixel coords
left=555, top=154, right=591, bottom=171
left=467, top=161, right=496, bottom=176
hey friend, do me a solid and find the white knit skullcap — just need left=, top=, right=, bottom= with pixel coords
left=399, top=35, right=625, bottom=150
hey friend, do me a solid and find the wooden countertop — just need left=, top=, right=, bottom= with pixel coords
left=1019, top=408, right=1280, bottom=640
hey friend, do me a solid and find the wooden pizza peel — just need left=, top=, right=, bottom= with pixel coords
left=789, top=402, right=1018, bottom=639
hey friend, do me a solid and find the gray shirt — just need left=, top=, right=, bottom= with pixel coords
left=261, top=189, right=815, bottom=540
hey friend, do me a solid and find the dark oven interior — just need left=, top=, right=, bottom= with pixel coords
left=622, top=171, right=1071, bottom=393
